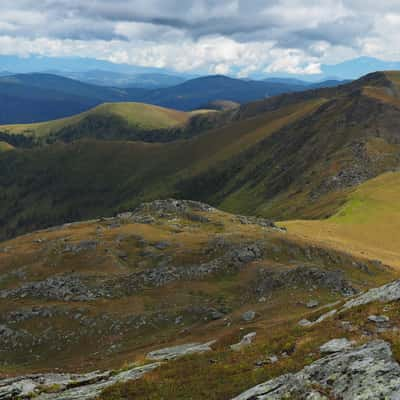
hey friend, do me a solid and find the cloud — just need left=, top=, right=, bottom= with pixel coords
left=0, top=1, right=399, bottom=76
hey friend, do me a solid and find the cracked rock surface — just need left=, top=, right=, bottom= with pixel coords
left=231, top=340, right=400, bottom=400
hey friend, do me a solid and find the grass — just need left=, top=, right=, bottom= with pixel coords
left=0, top=204, right=392, bottom=377
left=0, top=102, right=196, bottom=138
left=98, top=296, right=400, bottom=400
left=0, top=141, right=14, bottom=152
left=282, top=171, right=400, bottom=269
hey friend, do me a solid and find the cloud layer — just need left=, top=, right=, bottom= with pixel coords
left=0, top=1, right=399, bottom=76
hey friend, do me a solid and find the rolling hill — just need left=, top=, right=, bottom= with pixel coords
left=1, top=71, right=399, bottom=242
left=0, top=73, right=138, bottom=124
left=283, top=171, right=400, bottom=268
left=0, top=102, right=206, bottom=143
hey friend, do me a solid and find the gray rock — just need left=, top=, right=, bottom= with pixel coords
left=343, top=279, right=400, bottom=309
left=231, top=332, right=257, bottom=351
left=231, top=340, right=400, bottom=400
left=209, top=309, right=225, bottom=320
left=298, top=319, right=312, bottom=327
left=63, top=240, right=98, bottom=253
left=306, top=300, right=319, bottom=308
left=319, top=338, right=353, bottom=354
left=368, top=315, right=390, bottom=324
left=146, top=341, right=215, bottom=361
left=0, top=363, right=160, bottom=400
left=299, top=309, right=338, bottom=327
left=242, top=311, right=256, bottom=322
left=154, top=241, right=171, bottom=250
left=255, top=266, right=356, bottom=297
left=268, top=355, right=279, bottom=364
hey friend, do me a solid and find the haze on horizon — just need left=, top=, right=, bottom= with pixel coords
left=1, top=1, right=400, bottom=78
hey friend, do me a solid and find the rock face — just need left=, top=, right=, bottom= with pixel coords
left=0, top=363, right=160, bottom=400
left=343, top=279, right=400, bottom=309
left=146, top=341, right=215, bottom=361
left=232, top=340, right=400, bottom=400
left=299, top=279, right=400, bottom=327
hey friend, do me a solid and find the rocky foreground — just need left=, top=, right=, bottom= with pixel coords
left=233, top=340, right=400, bottom=400
left=1, top=277, right=400, bottom=399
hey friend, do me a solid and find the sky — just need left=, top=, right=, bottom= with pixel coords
left=0, top=1, right=400, bottom=77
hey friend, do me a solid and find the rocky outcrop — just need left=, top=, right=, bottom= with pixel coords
left=255, top=265, right=356, bottom=296
left=232, top=340, right=400, bottom=400
left=0, top=275, right=106, bottom=301
left=108, top=243, right=263, bottom=295
left=127, top=199, right=216, bottom=221
left=0, top=363, right=160, bottom=400
left=146, top=341, right=215, bottom=361
left=343, top=279, right=400, bottom=309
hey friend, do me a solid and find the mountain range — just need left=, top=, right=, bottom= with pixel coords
left=1, top=54, right=399, bottom=82
left=2, top=69, right=400, bottom=399
left=0, top=73, right=347, bottom=124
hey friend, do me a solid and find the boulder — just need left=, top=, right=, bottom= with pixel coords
left=319, top=338, right=353, bottom=354
left=231, top=332, right=257, bottom=351
left=368, top=315, right=390, bottom=324
left=242, top=311, right=256, bottom=322
left=306, top=300, right=319, bottom=308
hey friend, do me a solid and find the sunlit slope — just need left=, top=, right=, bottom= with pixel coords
left=0, top=99, right=323, bottom=240
left=0, top=141, right=14, bottom=152
left=0, top=102, right=194, bottom=137
left=283, top=171, right=400, bottom=268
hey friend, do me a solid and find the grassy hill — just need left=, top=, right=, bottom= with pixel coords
left=283, top=171, right=400, bottom=268
left=0, top=73, right=137, bottom=124
left=0, top=199, right=394, bottom=381
left=0, top=141, right=13, bottom=152
left=0, top=102, right=200, bottom=139
left=1, top=71, right=400, bottom=241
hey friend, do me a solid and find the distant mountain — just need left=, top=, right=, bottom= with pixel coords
left=0, top=72, right=347, bottom=124
left=264, top=77, right=349, bottom=88
left=263, top=77, right=310, bottom=86
left=0, top=73, right=149, bottom=124
left=129, top=75, right=309, bottom=111
left=0, top=55, right=179, bottom=75
left=54, top=70, right=187, bottom=89
left=321, top=57, right=400, bottom=80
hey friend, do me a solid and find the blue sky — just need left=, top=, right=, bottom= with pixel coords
left=0, top=1, right=400, bottom=77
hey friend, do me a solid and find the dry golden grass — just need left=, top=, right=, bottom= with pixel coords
left=282, top=171, right=400, bottom=269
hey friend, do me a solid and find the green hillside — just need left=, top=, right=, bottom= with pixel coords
left=0, top=102, right=198, bottom=138
left=283, top=171, right=400, bottom=268
left=2, top=71, right=400, bottom=241
left=0, top=141, right=14, bottom=152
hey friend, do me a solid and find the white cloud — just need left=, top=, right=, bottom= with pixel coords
left=0, top=1, right=399, bottom=76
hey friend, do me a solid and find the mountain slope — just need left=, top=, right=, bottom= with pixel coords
left=1, top=72, right=400, bottom=241
left=132, top=75, right=308, bottom=111
left=0, top=73, right=137, bottom=124
left=0, top=73, right=326, bottom=124
left=283, top=171, right=400, bottom=268
left=0, top=199, right=394, bottom=379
